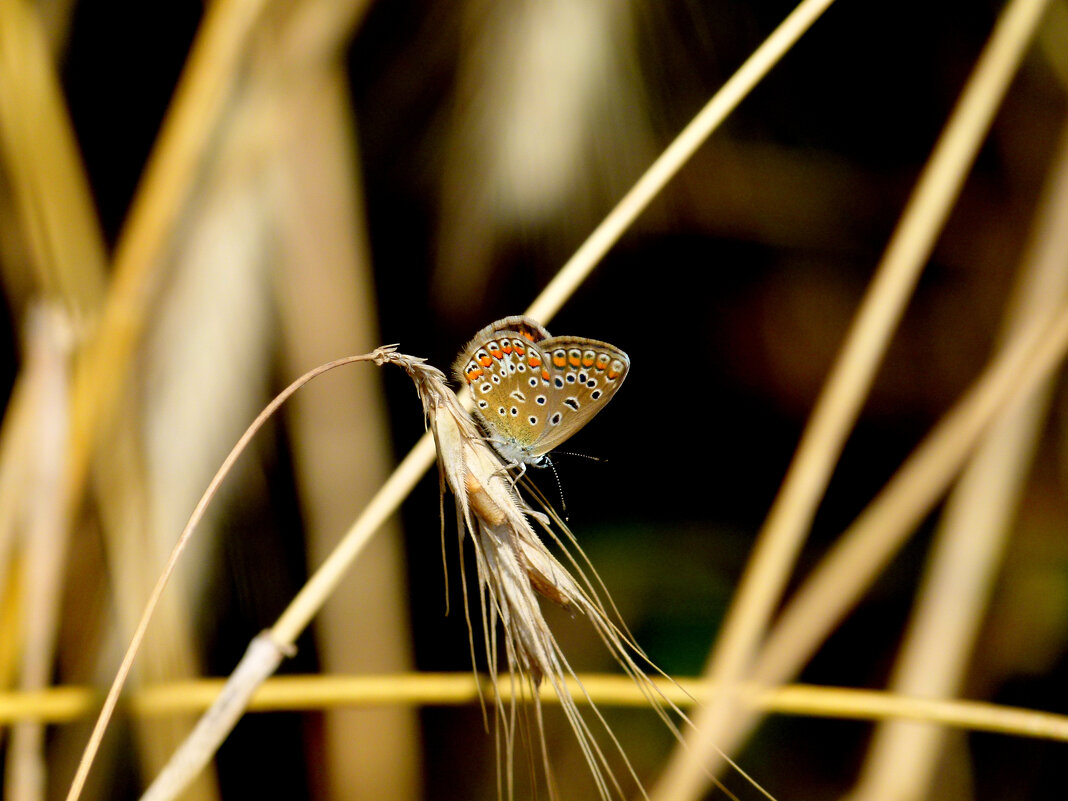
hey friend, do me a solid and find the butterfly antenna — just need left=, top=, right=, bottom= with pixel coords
left=553, top=450, right=607, bottom=464
left=545, top=456, right=568, bottom=521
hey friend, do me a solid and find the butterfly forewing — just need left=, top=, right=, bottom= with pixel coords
left=525, top=336, right=629, bottom=457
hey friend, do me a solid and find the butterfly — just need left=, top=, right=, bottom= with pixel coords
left=454, top=315, right=630, bottom=470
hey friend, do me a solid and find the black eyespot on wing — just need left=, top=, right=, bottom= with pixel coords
left=590, top=390, right=602, bottom=400
left=554, top=377, right=564, bottom=389
left=564, top=398, right=580, bottom=410
left=536, top=395, right=547, bottom=405
left=549, top=412, right=562, bottom=425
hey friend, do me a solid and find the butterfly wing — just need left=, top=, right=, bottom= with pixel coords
left=524, top=335, right=630, bottom=457
left=455, top=325, right=557, bottom=462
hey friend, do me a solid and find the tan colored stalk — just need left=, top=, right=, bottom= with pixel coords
left=0, top=0, right=106, bottom=315
left=9, top=674, right=1068, bottom=744
left=846, top=120, right=1068, bottom=801
left=64, top=0, right=268, bottom=525
left=63, top=352, right=389, bottom=801
left=0, top=0, right=224, bottom=796
left=118, top=676, right=1068, bottom=739
left=5, top=310, right=72, bottom=801
left=652, top=0, right=1055, bottom=797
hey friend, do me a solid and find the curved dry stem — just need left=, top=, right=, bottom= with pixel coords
left=63, top=351, right=389, bottom=801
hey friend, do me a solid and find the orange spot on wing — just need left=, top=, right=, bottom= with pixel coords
left=466, top=367, right=483, bottom=382
left=552, top=352, right=567, bottom=368
left=528, top=355, right=541, bottom=368
left=582, top=353, right=595, bottom=367
left=541, top=369, right=551, bottom=381
left=479, top=355, right=493, bottom=367
left=568, top=352, right=581, bottom=367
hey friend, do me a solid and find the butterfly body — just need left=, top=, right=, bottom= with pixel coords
left=454, top=316, right=630, bottom=468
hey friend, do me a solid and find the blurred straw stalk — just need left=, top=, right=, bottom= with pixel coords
left=0, top=0, right=417, bottom=799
